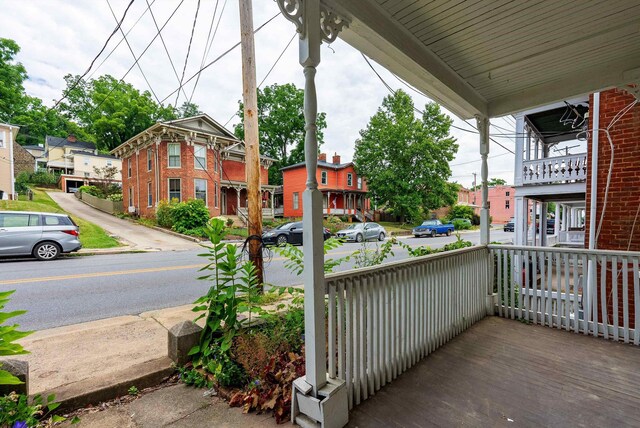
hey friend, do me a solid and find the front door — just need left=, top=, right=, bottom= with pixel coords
left=221, top=190, right=227, bottom=215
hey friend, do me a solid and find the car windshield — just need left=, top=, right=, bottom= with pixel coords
left=346, top=224, right=364, bottom=230
left=276, top=222, right=295, bottom=230
left=421, top=220, right=438, bottom=226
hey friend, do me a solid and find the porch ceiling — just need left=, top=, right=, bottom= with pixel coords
left=326, top=0, right=640, bottom=119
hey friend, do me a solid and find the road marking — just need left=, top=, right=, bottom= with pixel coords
left=0, top=264, right=206, bottom=285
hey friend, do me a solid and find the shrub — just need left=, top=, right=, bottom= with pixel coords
left=18, top=171, right=59, bottom=187
left=156, top=199, right=178, bottom=228
left=107, top=193, right=123, bottom=202
left=452, top=219, right=472, bottom=230
left=171, top=199, right=210, bottom=235
left=226, top=217, right=235, bottom=227
left=78, top=185, right=104, bottom=198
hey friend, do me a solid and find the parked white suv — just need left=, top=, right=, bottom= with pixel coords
left=0, top=211, right=82, bottom=260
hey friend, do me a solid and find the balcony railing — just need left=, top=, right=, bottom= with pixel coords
left=490, top=245, right=639, bottom=344
left=522, top=152, right=587, bottom=185
left=325, top=246, right=490, bottom=409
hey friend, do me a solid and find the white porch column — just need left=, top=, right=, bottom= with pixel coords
left=514, top=116, right=525, bottom=187
left=477, top=115, right=490, bottom=245
left=530, top=201, right=537, bottom=246
left=514, top=196, right=525, bottom=245
left=554, top=203, right=560, bottom=235
left=540, top=202, right=548, bottom=246
left=270, top=190, right=274, bottom=210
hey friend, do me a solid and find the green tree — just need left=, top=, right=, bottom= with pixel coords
left=0, top=38, right=27, bottom=122
left=470, top=177, right=507, bottom=190
left=447, top=204, right=475, bottom=221
left=234, top=83, right=327, bottom=185
left=177, top=101, right=201, bottom=118
left=59, top=74, right=177, bottom=151
left=354, top=90, right=458, bottom=222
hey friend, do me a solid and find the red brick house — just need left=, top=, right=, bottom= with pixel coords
left=111, top=115, right=276, bottom=218
left=282, top=152, right=371, bottom=220
left=472, top=185, right=514, bottom=223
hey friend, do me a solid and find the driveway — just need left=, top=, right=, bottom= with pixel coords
left=48, top=192, right=199, bottom=251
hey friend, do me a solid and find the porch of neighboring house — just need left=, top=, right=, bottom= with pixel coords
left=220, top=182, right=278, bottom=223
left=322, top=190, right=371, bottom=221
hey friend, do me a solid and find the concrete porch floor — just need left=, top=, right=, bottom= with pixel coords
left=348, top=316, right=640, bottom=427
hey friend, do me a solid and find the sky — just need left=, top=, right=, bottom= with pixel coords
left=2, top=0, right=521, bottom=188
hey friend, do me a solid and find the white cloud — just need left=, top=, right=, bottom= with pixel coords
left=2, top=0, right=515, bottom=188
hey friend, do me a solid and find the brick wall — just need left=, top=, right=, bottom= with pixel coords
left=471, top=185, right=514, bottom=223
left=13, top=142, right=35, bottom=177
left=585, top=88, right=640, bottom=327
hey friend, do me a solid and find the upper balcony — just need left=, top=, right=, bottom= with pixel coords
left=521, top=152, right=587, bottom=185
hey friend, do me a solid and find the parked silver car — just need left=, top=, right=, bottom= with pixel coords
left=0, top=211, right=82, bottom=260
left=336, top=222, right=386, bottom=243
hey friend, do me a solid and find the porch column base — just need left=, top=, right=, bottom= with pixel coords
left=486, top=293, right=498, bottom=316
left=291, top=376, right=348, bottom=428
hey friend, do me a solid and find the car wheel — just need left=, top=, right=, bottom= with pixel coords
left=430, top=230, right=436, bottom=238
left=378, top=232, right=385, bottom=241
left=276, top=235, right=288, bottom=246
left=414, top=234, right=420, bottom=238
left=446, top=229, right=452, bottom=236
left=33, top=242, right=60, bottom=261
left=356, top=233, right=364, bottom=243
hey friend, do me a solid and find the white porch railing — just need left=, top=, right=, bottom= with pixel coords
left=274, top=207, right=284, bottom=216
left=237, top=207, right=274, bottom=220
left=522, top=153, right=587, bottom=184
left=325, top=246, right=490, bottom=409
left=558, top=230, right=585, bottom=246
left=490, top=245, right=639, bottom=345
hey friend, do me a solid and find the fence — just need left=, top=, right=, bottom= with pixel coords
left=490, top=245, right=639, bottom=345
left=325, top=246, right=490, bottom=409
left=522, top=152, right=587, bottom=184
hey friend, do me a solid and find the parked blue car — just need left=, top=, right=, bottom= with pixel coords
left=412, top=219, right=454, bottom=238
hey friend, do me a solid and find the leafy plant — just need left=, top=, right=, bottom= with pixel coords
left=77, top=185, right=103, bottom=198
left=171, top=199, right=210, bottom=235
left=452, top=219, right=472, bottom=230
left=351, top=238, right=395, bottom=269
left=0, top=392, right=78, bottom=427
left=0, top=290, right=32, bottom=386
left=272, top=237, right=349, bottom=275
left=190, top=218, right=262, bottom=386
left=127, top=386, right=138, bottom=396
left=156, top=199, right=178, bottom=228
left=177, top=365, right=212, bottom=389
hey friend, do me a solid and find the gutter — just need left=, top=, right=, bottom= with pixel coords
left=9, top=126, right=15, bottom=199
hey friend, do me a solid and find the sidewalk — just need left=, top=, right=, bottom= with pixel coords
left=5, top=304, right=282, bottom=426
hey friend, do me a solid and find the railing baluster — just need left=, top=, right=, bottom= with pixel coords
left=601, top=255, right=609, bottom=340
left=556, top=252, right=562, bottom=329
left=540, top=251, right=547, bottom=326
left=497, top=249, right=503, bottom=317
left=591, top=255, right=599, bottom=338
left=581, top=254, right=588, bottom=335
left=633, top=258, right=639, bottom=346
left=328, top=281, right=336, bottom=379
left=612, top=256, right=619, bottom=342
left=338, top=280, right=345, bottom=381
left=345, top=278, right=353, bottom=410
left=509, top=250, right=515, bottom=319
left=353, top=276, right=361, bottom=406
left=532, top=250, right=538, bottom=324
left=622, top=258, right=630, bottom=344
left=564, top=253, right=570, bottom=331
left=572, top=254, right=579, bottom=333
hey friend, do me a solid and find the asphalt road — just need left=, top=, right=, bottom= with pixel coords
left=1, top=230, right=513, bottom=330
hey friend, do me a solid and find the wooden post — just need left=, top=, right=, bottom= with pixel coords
left=239, top=0, right=263, bottom=285
left=477, top=115, right=490, bottom=245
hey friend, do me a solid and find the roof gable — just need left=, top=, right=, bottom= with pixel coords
left=46, top=136, right=96, bottom=151
left=164, top=114, right=237, bottom=140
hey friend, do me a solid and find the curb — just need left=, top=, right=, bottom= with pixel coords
left=41, top=357, right=175, bottom=413
left=148, top=225, right=203, bottom=243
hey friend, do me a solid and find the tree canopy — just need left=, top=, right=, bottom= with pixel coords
left=0, top=38, right=27, bottom=123
left=354, top=90, right=459, bottom=222
left=469, top=177, right=507, bottom=190
left=234, top=83, right=327, bottom=185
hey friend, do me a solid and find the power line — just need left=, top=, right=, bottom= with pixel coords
left=361, top=54, right=515, bottom=155
left=88, top=0, right=158, bottom=80
left=189, top=0, right=223, bottom=103
left=144, top=0, right=189, bottom=101
left=89, top=0, right=187, bottom=116
left=105, top=0, right=161, bottom=104
left=159, top=12, right=281, bottom=106
left=450, top=152, right=512, bottom=166
left=175, top=0, right=201, bottom=108
left=53, top=0, right=136, bottom=110
left=223, top=30, right=296, bottom=128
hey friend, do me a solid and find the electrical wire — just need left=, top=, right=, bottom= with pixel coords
left=144, top=0, right=189, bottom=101
left=188, top=0, right=222, bottom=103
left=53, top=0, right=136, bottom=110
left=361, top=53, right=515, bottom=155
left=159, top=12, right=281, bottom=106
left=105, top=0, right=161, bottom=104
left=175, top=0, right=201, bottom=108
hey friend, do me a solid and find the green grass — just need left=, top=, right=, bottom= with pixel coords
left=1, top=188, right=120, bottom=249
left=378, top=221, right=415, bottom=234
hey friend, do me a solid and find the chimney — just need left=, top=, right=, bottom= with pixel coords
left=67, top=134, right=77, bottom=143
left=318, top=153, right=327, bottom=162
left=332, top=152, right=341, bottom=164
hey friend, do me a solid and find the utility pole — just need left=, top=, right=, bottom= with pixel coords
left=472, top=172, right=477, bottom=204
left=238, top=0, right=263, bottom=285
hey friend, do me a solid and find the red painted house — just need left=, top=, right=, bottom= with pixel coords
left=111, top=115, right=276, bottom=219
left=282, top=152, right=371, bottom=220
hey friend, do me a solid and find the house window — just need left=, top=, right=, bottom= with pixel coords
left=168, top=143, right=181, bottom=167
left=147, top=149, right=152, bottom=171
left=128, top=187, right=133, bottom=207
left=347, top=173, right=353, bottom=186
left=214, top=182, right=219, bottom=208
left=214, top=150, right=218, bottom=173
left=147, top=182, right=153, bottom=207
left=169, top=179, right=181, bottom=201
left=357, top=177, right=362, bottom=190
left=194, top=144, right=206, bottom=169
left=321, top=171, right=327, bottom=185
left=487, top=201, right=491, bottom=209
left=84, top=157, right=89, bottom=166
left=195, top=179, right=207, bottom=203
left=293, top=192, right=299, bottom=210
left=84, top=172, right=90, bottom=178
left=127, top=158, right=132, bottom=178
left=0, top=132, right=4, bottom=148
left=505, top=200, right=510, bottom=209
left=506, top=191, right=510, bottom=196
left=106, top=160, right=112, bottom=166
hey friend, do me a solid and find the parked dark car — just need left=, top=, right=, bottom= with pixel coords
left=503, top=217, right=515, bottom=232
left=546, top=219, right=555, bottom=234
left=262, top=221, right=331, bottom=246
left=0, top=211, right=82, bottom=260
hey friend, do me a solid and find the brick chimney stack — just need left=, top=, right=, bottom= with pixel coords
left=332, top=153, right=341, bottom=164
left=318, top=153, right=327, bottom=162
left=67, top=134, right=77, bottom=143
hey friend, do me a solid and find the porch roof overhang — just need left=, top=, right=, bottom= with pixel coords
left=325, top=0, right=640, bottom=119
left=220, top=180, right=278, bottom=191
